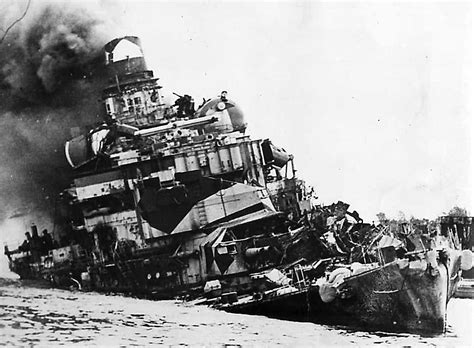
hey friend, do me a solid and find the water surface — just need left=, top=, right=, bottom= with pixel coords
left=0, top=278, right=472, bottom=347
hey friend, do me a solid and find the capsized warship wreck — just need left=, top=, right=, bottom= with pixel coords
left=4, top=36, right=474, bottom=334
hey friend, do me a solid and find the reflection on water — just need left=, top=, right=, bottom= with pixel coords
left=0, top=278, right=472, bottom=346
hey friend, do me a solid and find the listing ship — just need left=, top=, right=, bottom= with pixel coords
left=4, top=36, right=473, bottom=334
left=5, top=36, right=316, bottom=297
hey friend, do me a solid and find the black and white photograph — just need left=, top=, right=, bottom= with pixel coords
left=0, top=0, right=472, bottom=346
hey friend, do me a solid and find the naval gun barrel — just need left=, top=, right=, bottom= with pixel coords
left=133, top=115, right=218, bottom=137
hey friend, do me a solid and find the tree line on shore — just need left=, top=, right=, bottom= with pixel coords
left=376, top=206, right=468, bottom=225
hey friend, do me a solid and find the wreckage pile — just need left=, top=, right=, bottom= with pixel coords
left=211, top=202, right=473, bottom=333
left=300, top=200, right=468, bottom=266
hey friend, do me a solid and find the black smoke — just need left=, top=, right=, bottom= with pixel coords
left=0, top=1, right=117, bottom=221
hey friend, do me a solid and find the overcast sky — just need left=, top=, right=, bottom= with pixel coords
left=107, top=1, right=471, bottom=221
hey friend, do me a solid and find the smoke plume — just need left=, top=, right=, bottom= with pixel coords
left=0, top=0, right=117, bottom=222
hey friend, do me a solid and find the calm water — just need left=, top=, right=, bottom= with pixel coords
left=0, top=277, right=472, bottom=347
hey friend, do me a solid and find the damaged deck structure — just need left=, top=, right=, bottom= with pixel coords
left=5, top=36, right=474, bottom=334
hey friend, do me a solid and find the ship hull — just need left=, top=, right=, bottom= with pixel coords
left=8, top=247, right=463, bottom=333
left=313, top=258, right=451, bottom=333
left=222, top=250, right=462, bottom=334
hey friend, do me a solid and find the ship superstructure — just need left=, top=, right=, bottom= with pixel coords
left=5, top=36, right=312, bottom=295
left=65, top=36, right=306, bottom=238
